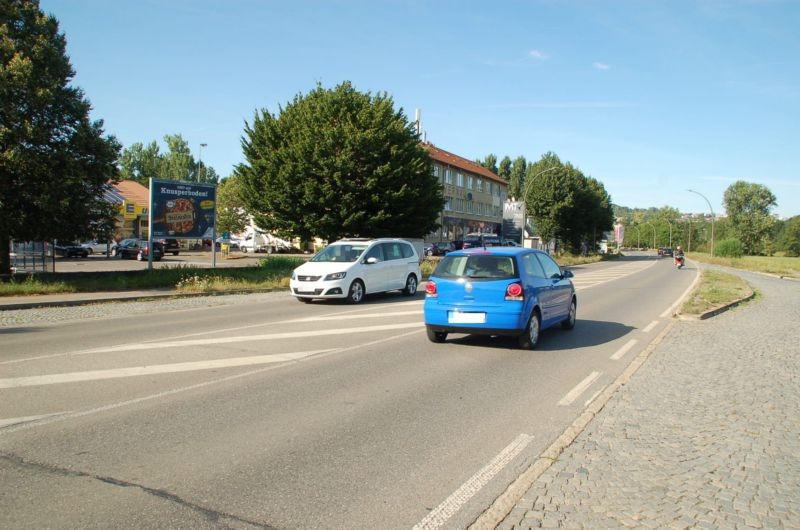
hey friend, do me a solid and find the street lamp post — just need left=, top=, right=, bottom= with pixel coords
left=520, top=166, right=559, bottom=250
left=687, top=189, right=715, bottom=257
left=198, top=143, right=207, bottom=182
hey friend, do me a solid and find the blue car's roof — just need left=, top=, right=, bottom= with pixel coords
left=446, top=247, right=533, bottom=258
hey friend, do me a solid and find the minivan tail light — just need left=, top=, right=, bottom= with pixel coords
left=426, top=280, right=437, bottom=297
left=505, top=282, right=523, bottom=301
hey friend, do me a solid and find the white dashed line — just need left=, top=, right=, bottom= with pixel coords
left=558, top=371, right=601, bottom=406
left=611, top=339, right=638, bottom=360
left=642, top=320, right=659, bottom=333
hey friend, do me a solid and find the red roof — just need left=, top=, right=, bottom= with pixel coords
left=423, top=143, right=507, bottom=186
left=113, top=180, right=150, bottom=206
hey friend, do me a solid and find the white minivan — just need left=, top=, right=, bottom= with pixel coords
left=290, top=238, right=421, bottom=304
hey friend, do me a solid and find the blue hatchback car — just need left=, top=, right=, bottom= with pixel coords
left=423, top=248, right=576, bottom=349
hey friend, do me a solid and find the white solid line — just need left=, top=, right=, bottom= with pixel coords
left=0, top=412, right=68, bottom=428
left=558, top=371, right=601, bottom=406
left=413, top=434, right=533, bottom=530
left=0, top=349, right=333, bottom=389
left=79, top=323, right=423, bottom=355
left=611, top=339, right=638, bottom=361
left=661, top=265, right=700, bottom=317
left=642, top=320, right=659, bottom=333
left=285, top=310, right=421, bottom=323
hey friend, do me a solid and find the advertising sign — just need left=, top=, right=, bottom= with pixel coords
left=150, top=179, right=216, bottom=238
left=502, top=200, right=525, bottom=245
left=614, top=223, right=625, bottom=244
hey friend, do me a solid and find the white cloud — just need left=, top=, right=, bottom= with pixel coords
left=593, top=62, right=611, bottom=71
left=529, top=49, right=548, bottom=60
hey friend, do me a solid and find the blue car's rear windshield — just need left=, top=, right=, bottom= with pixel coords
left=434, top=255, right=517, bottom=279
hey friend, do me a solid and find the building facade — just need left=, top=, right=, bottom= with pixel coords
left=423, top=143, right=508, bottom=243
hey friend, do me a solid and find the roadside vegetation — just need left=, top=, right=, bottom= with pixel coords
left=0, top=257, right=304, bottom=297
left=680, top=269, right=753, bottom=316
left=688, top=252, right=800, bottom=279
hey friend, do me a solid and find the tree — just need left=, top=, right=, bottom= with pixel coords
left=1, top=1, right=120, bottom=274
left=775, top=216, right=800, bottom=257
left=498, top=156, right=512, bottom=182
left=478, top=154, right=498, bottom=175
left=119, top=141, right=160, bottom=185
left=236, top=81, right=443, bottom=242
left=723, top=181, right=777, bottom=255
left=216, top=174, right=249, bottom=235
left=508, top=156, right=527, bottom=200
left=118, top=133, right=219, bottom=186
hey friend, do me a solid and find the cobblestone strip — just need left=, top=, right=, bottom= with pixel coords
left=496, top=268, right=800, bottom=529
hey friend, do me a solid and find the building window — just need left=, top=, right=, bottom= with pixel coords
left=444, top=197, right=452, bottom=211
left=433, top=165, right=440, bottom=178
left=445, top=168, right=452, bottom=184
left=456, top=172, right=464, bottom=187
left=477, top=178, right=483, bottom=193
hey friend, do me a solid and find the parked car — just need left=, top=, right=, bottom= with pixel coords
left=110, top=238, right=136, bottom=257
left=423, top=247, right=576, bottom=349
left=290, top=238, right=421, bottom=304
left=158, top=238, right=180, bottom=256
left=658, top=247, right=673, bottom=257
left=81, top=240, right=113, bottom=255
left=54, top=241, right=89, bottom=258
left=424, top=241, right=453, bottom=257
left=215, top=236, right=242, bottom=250
left=502, top=239, right=522, bottom=247
left=116, top=239, right=164, bottom=261
left=463, top=233, right=502, bottom=249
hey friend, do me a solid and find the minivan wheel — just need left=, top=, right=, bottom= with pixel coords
left=426, top=327, right=447, bottom=343
left=562, top=298, right=577, bottom=330
left=347, top=280, right=365, bottom=304
left=518, top=309, right=541, bottom=350
left=403, top=275, right=418, bottom=296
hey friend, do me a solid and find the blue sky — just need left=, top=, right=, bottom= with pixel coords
left=41, top=0, right=799, bottom=218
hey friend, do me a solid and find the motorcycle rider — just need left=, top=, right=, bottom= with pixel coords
left=674, top=245, right=685, bottom=267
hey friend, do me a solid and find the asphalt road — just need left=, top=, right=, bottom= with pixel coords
left=0, top=253, right=697, bottom=529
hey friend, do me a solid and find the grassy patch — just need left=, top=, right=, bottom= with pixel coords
left=688, top=252, right=800, bottom=279
left=0, top=256, right=305, bottom=296
left=681, top=269, right=753, bottom=315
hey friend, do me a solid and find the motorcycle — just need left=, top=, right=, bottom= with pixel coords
left=674, top=255, right=685, bottom=269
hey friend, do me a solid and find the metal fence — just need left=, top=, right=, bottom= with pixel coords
left=10, top=241, right=54, bottom=273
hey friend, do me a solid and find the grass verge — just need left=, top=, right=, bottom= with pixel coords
left=0, top=256, right=305, bottom=296
left=680, top=269, right=753, bottom=316
left=688, top=252, right=800, bottom=279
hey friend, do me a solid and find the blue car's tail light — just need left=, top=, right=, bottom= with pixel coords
left=505, top=282, right=524, bottom=301
left=426, top=280, right=438, bottom=297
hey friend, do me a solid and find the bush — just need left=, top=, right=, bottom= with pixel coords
left=714, top=238, right=744, bottom=258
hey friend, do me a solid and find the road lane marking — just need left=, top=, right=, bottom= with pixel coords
left=0, top=412, right=69, bottom=428
left=3, top=322, right=424, bottom=364
left=584, top=385, right=608, bottom=407
left=0, top=349, right=335, bottom=389
left=558, top=371, right=601, bottom=406
left=611, top=339, right=638, bottom=360
left=285, top=310, right=421, bottom=323
left=413, top=434, right=533, bottom=530
left=642, top=320, right=659, bottom=333
left=0, top=328, right=424, bottom=434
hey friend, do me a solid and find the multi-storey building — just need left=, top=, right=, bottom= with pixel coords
left=423, top=143, right=508, bottom=243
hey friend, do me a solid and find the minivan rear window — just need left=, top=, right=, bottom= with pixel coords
left=434, top=255, right=517, bottom=279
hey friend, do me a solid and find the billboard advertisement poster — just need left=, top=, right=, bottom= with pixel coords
left=150, top=179, right=217, bottom=238
left=502, top=200, right=525, bottom=244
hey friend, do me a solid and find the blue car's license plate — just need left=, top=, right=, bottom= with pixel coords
left=448, top=311, right=486, bottom=324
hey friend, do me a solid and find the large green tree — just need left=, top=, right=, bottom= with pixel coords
left=524, top=152, right=613, bottom=253
left=723, top=180, right=777, bottom=255
left=236, top=81, right=443, bottom=241
left=478, top=154, right=499, bottom=175
left=508, top=155, right=527, bottom=200
left=1, top=0, right=120, bottom=274
left=775, top=215, right=800, bottom=257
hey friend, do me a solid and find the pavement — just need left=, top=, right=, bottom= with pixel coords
left=3, top=266, right=799, bottom=529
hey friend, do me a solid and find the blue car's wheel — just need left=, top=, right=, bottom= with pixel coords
left=426, top=327, right=447, bottom=343
left=562, top=298, right=577, bottom=330
left=518, top=309, right=541, bottom=350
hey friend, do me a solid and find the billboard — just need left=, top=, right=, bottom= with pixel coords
left=502, top=200, right=525, bottom=245
left=150, top=179, right=216, bottom=239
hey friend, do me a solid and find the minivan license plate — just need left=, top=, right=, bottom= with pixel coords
left=449, top=311, right=486, bottom=324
